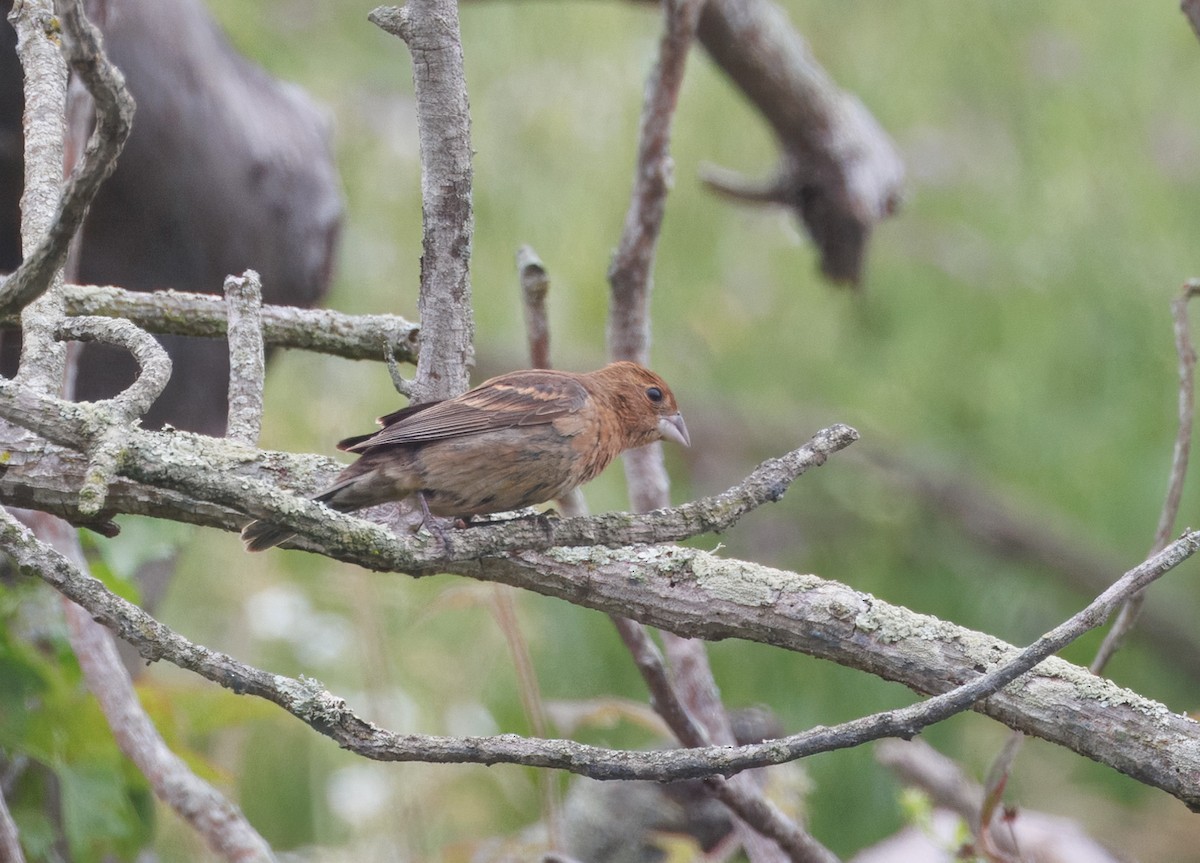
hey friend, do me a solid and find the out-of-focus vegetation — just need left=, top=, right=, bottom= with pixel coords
left=10, top=0, right=1200, bottom=859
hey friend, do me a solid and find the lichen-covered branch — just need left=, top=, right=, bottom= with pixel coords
left=223, top=270, right=266, bottom=445
left=370, top=0, right=474, bottom=401
left=0, top=378, right=858, bottom=556
left=3, top=503, right=1198, bottom=807
left=0, top=282, right=422, bottom=363
left=0, top=0, right=135, bottom=315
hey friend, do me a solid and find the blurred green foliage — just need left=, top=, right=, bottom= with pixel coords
left=8, top=0, right=1200, bottom=859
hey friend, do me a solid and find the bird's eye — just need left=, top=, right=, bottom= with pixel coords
left=646, top=386, right=663, bottom=403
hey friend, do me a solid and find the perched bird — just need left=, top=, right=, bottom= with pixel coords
left=241, top=361, right=689, bottom=551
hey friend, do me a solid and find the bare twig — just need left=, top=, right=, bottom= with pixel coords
left=606, top=0, right=699, bottom=368
left=224, top=270, right=266, bottom=445
left=511, top=243, right=571, bottom=847
left=370, top=1, right=475, bottom=401
left=5, top=505, right=1197, bottom=800
left=55, top=315, right=172, bottom=516
left=0, top=377, right=855, bottom=555
left=9, top=0, right=70, bottom=395
left=56, top=314, right=170, bottom=421
left=0, top=781, right=25, bottom=863
left=0, top=0, right=134, bottom=316
left=1091, top=280, right=1200, bottom=673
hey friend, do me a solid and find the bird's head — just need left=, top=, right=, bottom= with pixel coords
left=587, top=361, right=690, bottom=450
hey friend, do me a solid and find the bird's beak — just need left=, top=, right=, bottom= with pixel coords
left=657, top=412, right=691, bottom=447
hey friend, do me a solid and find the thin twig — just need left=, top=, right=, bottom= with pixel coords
left=53, top=315, right=172, bottom=516
left=515, top=248, right=587, bottom=516
left=56, top=315, right=171, bottom=421
left=224, top=270, right=266, bottom=445
left=0, top=781, right=25, bottom=863
left=512, top=242, right=570, bottom=847
left=1092, top=280, right=1200, bottom=672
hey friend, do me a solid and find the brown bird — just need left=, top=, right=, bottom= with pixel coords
left=241, top=361, right=689, bottom=551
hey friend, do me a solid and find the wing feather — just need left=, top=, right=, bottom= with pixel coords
left=338, top=370, right=589, bottom=452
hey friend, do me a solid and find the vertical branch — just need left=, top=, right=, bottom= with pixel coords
left=607, top=0, right=700, bottom=513
left=606, top=0, right=699, bottom=367
left=515, top=246, right=586, bottom=515
left=0, top=783, right=25, bottom=863
left=517, top=245, right=551, bottom=370
left=224, top=270, right=266, bottom=445
left=9, top=0, right=68, bottom=392
left=370, top=1, right=475, bottom=402
left=612, top=617, right=838, bottom=863
left=605, top=1, right=831, bottom=860
left=510, top=245, right=568, bottom=845
left=8, top=3, right=275, bottom=859
left=1091, top=280, right=1200, bottom=673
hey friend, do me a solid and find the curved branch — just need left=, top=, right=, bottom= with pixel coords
left=0, top=0, right=134, bottom=314
left=56, top=315, right=171, bottom=420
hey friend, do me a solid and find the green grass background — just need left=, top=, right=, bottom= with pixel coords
left=127, top=0, right=1200, bottom=858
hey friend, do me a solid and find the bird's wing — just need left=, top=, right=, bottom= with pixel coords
left=337, top=371, right=589, bottom=452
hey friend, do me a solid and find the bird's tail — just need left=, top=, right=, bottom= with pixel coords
left=240, top=478, right=361, bottom=552
left=240, top=520, right=297, bottom=553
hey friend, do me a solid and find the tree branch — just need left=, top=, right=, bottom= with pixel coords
left=1, top=282, right=421, bottom=363
left=693, top=0, right=904, bottom=286
left=605, top=1, right=820, bottom=856
left=0, top=377, right=858, bottom=556
left=223, top=270, right=266, bottom=446
left=0, top=0, right=134, bottom=315
left=4, top=505, right=1198, bottom=807
left=0, top=780, right=24, bottom=863
left=370, top=0, right=475, bottom=401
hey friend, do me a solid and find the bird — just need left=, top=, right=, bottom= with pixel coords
left=241, top=361, right=689, bottom=551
